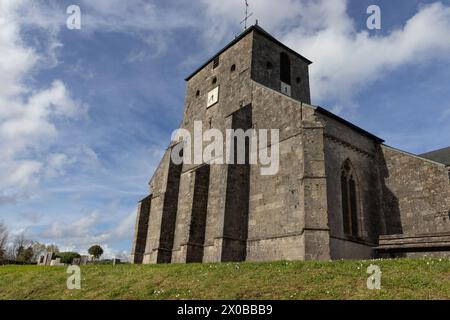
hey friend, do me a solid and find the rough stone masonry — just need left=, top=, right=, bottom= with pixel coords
left=131, top=25, right=450, bottom=264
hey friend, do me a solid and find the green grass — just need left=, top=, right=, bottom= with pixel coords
left=1, top=258, right=450, bottom=300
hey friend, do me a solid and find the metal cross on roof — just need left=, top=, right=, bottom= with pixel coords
left=240, top=0, right=254, bottom=30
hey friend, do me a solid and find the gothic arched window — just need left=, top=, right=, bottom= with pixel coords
left=341, top=160, right=359, bottom=238
left=280, top=52, right=291, bottom=85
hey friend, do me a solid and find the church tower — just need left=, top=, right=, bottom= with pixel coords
left=131, top=25, right=332, bottom=264
left=184, top=25, right=311, bottom=110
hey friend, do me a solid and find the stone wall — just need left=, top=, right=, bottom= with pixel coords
left=300, top=106, right=330, bottom=261
left=318, top=114, right=384, bottom=259
left=131, top=196, right=151, bottom=264
left=246, top=84, right=304, bottom=261
left=171, top=168, right=195, bottom=263
left=381, top=146, right=450, bottom=236
left=202, top=164, right=229, bottom=263
left=187, top=165, right=210, bottom=262
left=246, top=83, right=330, bottom=261
left=142, top=150, right=174, bottom=264
left=221, top=105, right=252, bottom=262
left=172, top=165, right=210, bottom=263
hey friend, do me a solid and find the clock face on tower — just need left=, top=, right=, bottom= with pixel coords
left=207, top=86, right=219, bottom=108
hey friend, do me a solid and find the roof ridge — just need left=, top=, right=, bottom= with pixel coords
left=420, top=146, right=450, bottom=155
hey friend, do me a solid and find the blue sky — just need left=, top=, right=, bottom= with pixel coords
left=1, top=0, right=449, bottom=259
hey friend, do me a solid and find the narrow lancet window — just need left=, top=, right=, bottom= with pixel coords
left=341, top=160, right=360, bottom=238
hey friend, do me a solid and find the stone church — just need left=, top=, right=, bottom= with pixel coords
left=131, top=25, right=450, bottom=264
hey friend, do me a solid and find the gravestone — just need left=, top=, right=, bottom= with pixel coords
left=80, top=256, right=89, bottom=265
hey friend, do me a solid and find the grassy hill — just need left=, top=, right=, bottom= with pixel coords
left=1, top=258, right=450, bottom=300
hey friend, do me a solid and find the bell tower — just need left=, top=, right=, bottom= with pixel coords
left=184, top=25, right=312, bottom=108
left=132, top=24, right=317, bottom=265
left=250, top=26, right=312, bottom=103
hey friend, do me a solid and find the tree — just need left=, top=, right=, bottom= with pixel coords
left=0, top=222, right=8, bottom=261
left=17, top=247, right=34, bottom=263
left=88, top=245, right=104, bottom=260
left=56, top=252, right=80, bottom=264
left=46, top=244, right=59, bottom=253
left=11, top=234, right=33, bottom=262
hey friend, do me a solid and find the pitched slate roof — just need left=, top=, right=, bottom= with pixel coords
left=315, top=106, right=384, bottom=143
left=420, top=147, right=450, bottom=166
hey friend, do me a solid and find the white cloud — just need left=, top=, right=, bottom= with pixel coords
left=0, top=161, right=41, bottom=192
left=42, top=211, right=101, bottom=239
left=44, top=146, right=99, bottom=179
left=12, top=0, right=450, bottom=108
left=45, top=153, right=73, bottom=178
left=0, top=1, right=86, bottom=203
left=1, top=81, right=84, bottom=156
left=285, top=1, right=450, bottom=111
left=78, top=0, right=196, bottom=32
left=200, top=1, right=450, bottom=113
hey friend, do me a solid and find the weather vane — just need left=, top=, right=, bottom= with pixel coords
left=240, top=0, right=254, bottom=30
